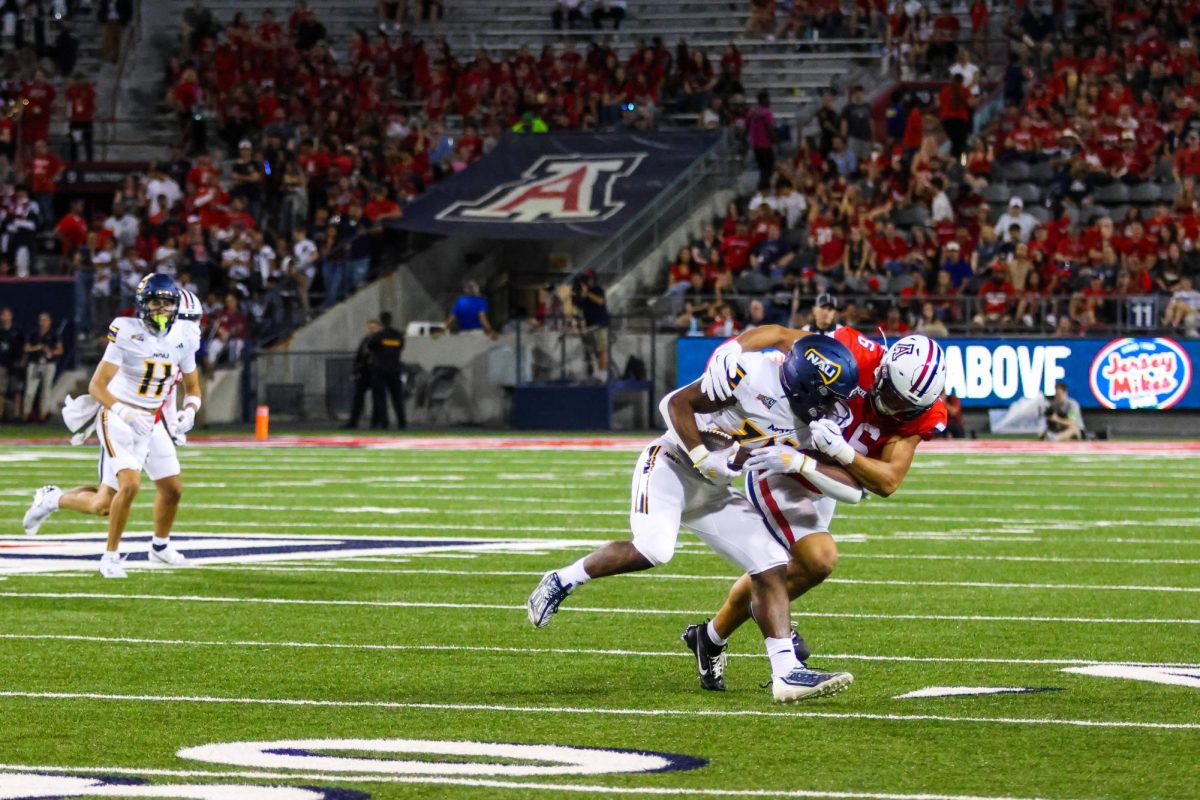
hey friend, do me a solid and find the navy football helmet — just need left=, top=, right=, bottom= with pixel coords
left=780, top=335, right=859, bottom=423
left=135, top=274, right=180, bottom=334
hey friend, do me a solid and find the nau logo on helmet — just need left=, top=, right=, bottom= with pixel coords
left=1089, top=337, right=1192, bottom=410
left=804, top=348, right=842, bottom=385
left=438, top=155, right=644, bottom=223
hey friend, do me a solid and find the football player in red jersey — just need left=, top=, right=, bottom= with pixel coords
left=683, top=326, right=947, bottom=689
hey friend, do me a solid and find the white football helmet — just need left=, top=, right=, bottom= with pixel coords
left=871, top=334, right=946, bottom=419
left=177, top=289, right=203, bottom=322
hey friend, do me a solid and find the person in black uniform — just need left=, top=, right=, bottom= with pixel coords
left=343, top=318, right=380, bottom=429
left=369, top=311, right=406, bottom=429
left=0, top=307, right=26, bottom=422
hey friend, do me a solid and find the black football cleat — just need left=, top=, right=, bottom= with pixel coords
left=681, top=620, right=728, bottom=691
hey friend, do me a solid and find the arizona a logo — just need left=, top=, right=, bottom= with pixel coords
left=438, top=154, right=644, bottom=223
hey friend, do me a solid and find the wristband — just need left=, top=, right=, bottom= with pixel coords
left=687, top=444, right=710, bottom=466
left=183, top=395, right=202, bottom=412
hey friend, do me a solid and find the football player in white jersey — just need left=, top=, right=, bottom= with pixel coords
left=527, top=336, right=863, bottom=702
left=22, top=276, right=203, bottom=578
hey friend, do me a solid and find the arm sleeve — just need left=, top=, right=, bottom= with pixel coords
left=800, top=465, right=866, bottom=504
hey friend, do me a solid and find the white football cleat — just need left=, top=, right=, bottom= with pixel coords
left=148, top=543, right=188, bottom=566
left=772, top=664, right=854, bottom=703
left=22, top=485, right=62, bottom=536
left=99, top=555, right=128, bottom=579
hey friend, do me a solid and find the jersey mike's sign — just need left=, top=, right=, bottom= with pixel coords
left=677, top=337, right=1200, bottom=410
left=389, top=131, right=718, bottom=239
left=1089, top=338, right=1192, bottom=410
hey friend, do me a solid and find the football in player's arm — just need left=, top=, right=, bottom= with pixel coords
left=705, top=324, right=946, bottom=498
left=686, top=325, right=947, bottom=688
left=528, top=336, right=862, bottom=702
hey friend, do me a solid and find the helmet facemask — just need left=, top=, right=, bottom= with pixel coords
left=142, top=296, right=178, bottom=334
left=871, top=362, right=927, bottom=420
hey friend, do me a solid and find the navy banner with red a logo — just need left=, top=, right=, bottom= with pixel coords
left=389, top=131, right=719, bottom=239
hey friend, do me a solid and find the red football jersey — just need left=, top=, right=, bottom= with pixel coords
left=832, top=327, right=948, bottom=458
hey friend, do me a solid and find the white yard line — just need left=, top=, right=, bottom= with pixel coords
left=0, top=591, right=1198, bottom=625
left=839, top=553, right=1200, bottom=566
left=195, top=565, right=1200, bottom=594
left=0, top=690, right=1197, bottom=731
left=0, top=764, right=1092, bottom=800
left=12, top=486, right=1188, bottom=512
left=0, top=633, right=1194, bottom=670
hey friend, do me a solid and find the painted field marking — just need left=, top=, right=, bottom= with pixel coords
left=0, top=633, right=1194, bottom=669
left=1, top=591, right=1199, bottom=625
left=1063, top=665, right=1200, bottom=689
left=195, top=565, right=1200, bottom=594
left=1, top=690, right=1198, bottom=731
left=892, top=687, right=1062, bottom=700
left=0, top=764, right=1093, bottom=800
left=8, top=485, right=1192, bottom=513
left=0, top=533, right=596, bottom=575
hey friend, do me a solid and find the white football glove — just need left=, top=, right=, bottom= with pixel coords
left=809, top=419, right=855, bottom=465
left=175, top=406, right=196, bottom=436
left=742, top=445, right=816, bottom=478
left=699, top=340, right=743, bottom=402
left=689, top=444, right=741, bottom=486
left=111, top=402, right=154, bottom=438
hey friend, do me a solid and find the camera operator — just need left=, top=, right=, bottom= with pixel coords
left=1043, top=381, right=1084, bottom=442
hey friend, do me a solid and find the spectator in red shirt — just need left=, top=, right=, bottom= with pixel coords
left=209, top=292, right=248, bottom=366
left=970, top=0, right=988, bottom=60
left=880, top=305, right=910, bottom=336
left=938, top=74, right=972, bottom=158
left=55, top=199, right=89, bottom=257
left=973, top=264, right=1015, bottom=328
left=168, top=67, right=206, bottom=154
left=20, top=69, right=56, bottom=146
left=364, top=184, right=402, bottom=224
left=720, top=221, right=754, bottom=273
left=1070, top=272, right=1109, bottom=331
left=26, top=140, right=64, bottom=226
left=1173, top=132, right=1200, bottom=183
left=666, top=246, right=695, bottom=291
left=929, top=2, right=961, bottom=71
left=901, top=102, right=923, bottom=156
left=65, top=74, right=97, bottom=163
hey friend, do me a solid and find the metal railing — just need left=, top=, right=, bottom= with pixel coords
left=570, top=128, right=740, bottom=288
left=246, top=311, right=664, bottom=426
left=634, top=291, right=1194, bottom=338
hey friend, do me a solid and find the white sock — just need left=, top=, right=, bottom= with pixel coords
left=557, top=557, right=591, bottom=588
left=766, top=636, right=799, bottom=679
left=152, top=536, right=170, bottom=551
left=706, top=619, right=728, bottom=647
left=47, top=488, right=62, bottom=509
left=101, top=551, right=120, bottom=563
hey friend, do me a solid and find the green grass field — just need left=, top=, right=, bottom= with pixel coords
left=0, top=438, right=1198, bottom=800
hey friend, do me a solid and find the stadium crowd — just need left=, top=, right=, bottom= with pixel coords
left=3, top=0, right=760, bottom=378
left=656, top=2, right=1200, bottom=339
left=8, top=0, right=1200, bottom=374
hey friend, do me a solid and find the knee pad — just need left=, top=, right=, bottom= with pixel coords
left=630, top=514, right=678, bottom=566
